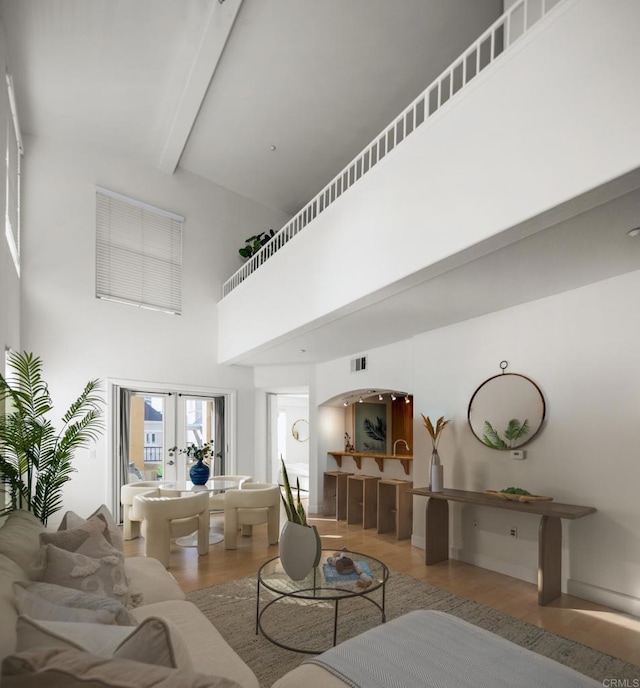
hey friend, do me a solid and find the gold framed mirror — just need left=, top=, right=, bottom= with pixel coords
left=291, top=418, right=309, bottom=442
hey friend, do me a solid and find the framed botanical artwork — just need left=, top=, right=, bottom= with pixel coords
left=354, top=402, right=387, bottom=453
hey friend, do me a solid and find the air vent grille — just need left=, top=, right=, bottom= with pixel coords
left=350, top=356, right=367, bottom=373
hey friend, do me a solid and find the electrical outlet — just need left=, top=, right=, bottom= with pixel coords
left=472, top=520, right=479, bottom=531
left=509, top=527, right=518, bottom=539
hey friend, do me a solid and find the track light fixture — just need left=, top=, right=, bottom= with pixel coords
left=391, top=393, right=396, bottom=401
left=343, top=399, right=348, bottom=406
left=378, top=394, right=383, bottom=401
left=405, top=395, right=411, bottom=404
left=359, top=396, right=363, bottom=403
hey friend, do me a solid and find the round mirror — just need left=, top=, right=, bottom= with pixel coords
left=468, top=373, right=545, bottom=449
left=291, top=419, right=309, bottom=442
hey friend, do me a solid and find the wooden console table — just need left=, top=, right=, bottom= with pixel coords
left=409, top=487, right=596, bottom=605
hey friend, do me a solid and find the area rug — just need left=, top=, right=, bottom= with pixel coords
left=187, top=572, right=639, bottom=688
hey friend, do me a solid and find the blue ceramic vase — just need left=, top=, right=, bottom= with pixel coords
left=189, top=460, right=210, bottom=486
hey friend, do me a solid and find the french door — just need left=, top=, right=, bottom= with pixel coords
left=110, top=381, right=232, bottom=518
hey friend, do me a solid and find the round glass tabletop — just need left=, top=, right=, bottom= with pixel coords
left=258, top=549, right=388, bottom=600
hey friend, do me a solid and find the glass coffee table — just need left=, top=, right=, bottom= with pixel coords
left=256, top=550, right=389, bottom=653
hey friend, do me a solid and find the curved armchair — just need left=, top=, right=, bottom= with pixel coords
left=224, top=483, right=280, bottom=550
left=120, top=482, right=160, bottom=540
left=132, top=491, right=209, bottom=568
left=208, top=475, right=253, bottom=512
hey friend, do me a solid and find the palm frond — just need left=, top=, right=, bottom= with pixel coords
left=482, top=421, right=508, bottom=449
left=0, top=351, right=104, bottom=525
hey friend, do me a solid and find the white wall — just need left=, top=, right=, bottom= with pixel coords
left=314, top=269, right=640, bottom=615
left=0, top=24, right=20, bottom=359
left=218, top=0, right=640, bottom=363
left=19, top=135, right=290, bottom=523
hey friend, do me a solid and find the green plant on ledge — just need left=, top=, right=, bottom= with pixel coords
left=239, top=229, right=275, bottom=260
left=0, top=351, right=104, bottom=525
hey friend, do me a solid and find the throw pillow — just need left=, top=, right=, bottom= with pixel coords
left=13, top=583, right=115, bottom=624
left=13, top=581, right=137, bottom=626
left=0, top=510, right=46, bottom=580
left=41, top=532, right=131, bottom=607
left=16, top=615, right=193, bottom=670
left=2, top=648, right=243, bottom=688
left=59, top=505, right=123, bottom=553
left=43, top=513, right=110, bottom=551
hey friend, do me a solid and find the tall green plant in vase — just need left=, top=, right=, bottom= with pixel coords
left=279, top=457, right=321, bottom=580
left=0, top=351, right=104, bottom=525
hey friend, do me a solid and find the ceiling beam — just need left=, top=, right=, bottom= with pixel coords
left=157, top=0, right=244, bottom=175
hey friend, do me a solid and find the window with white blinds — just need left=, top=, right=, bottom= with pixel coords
left=5, top=75, right=22, bottom=277
left=95, top=187, right=183, bottom=315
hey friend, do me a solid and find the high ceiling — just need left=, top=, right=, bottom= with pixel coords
left=5, top=0, right=640, bottom=369
left=1, top=0, right=503, bottom=216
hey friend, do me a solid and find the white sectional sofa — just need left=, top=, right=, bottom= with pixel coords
left=0, top=508, right=258, bottom=688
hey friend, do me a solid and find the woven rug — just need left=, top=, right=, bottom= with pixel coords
left=186, top=572, right=639, bottom=688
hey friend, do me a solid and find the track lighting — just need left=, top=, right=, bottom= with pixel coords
left=378, top=394, right=383, bottom=401
left=359, top=396, right=363, bottom=403
left=391, top=393, right=396, bottom=401
left=405, top=396, right=411, bottom=404
left=343, top=399, right=348, bottom=406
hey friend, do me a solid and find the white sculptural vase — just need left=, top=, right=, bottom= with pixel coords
left=279, top=521, right=321, bottom=581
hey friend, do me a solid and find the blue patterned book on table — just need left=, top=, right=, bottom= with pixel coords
left=323, top=560, right=373, bottom=583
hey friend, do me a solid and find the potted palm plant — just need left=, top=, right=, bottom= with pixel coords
left=0, top=351, right=104, bottom=525
left=279, top=457, right=321, bottom=580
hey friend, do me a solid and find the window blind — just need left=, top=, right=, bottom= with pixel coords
left=5, top=75, right=22, bottom=276
left=95, top=187, right=183, bottom=315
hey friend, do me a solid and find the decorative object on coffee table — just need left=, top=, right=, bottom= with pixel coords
left=279, top=457, right=321, bottom=580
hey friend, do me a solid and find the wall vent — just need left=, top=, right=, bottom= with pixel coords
left=350, top=356, right=367, bottom=373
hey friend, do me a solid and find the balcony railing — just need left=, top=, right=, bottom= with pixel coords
left=143, top=446, right=163, bottom=463
left=222, top=0, right=562, bottom=298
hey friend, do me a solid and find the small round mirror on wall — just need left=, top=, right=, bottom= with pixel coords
left=468, top=364, right=545, bottom=450
left=291, top=418, right=309, bottom=442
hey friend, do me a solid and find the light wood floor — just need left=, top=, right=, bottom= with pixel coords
left=124, top=511, right=640, bottom=667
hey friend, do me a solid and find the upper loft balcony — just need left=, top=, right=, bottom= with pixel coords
left=218, top=0, right=640, bottom=366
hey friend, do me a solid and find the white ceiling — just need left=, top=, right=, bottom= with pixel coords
left=1, top=0, right=503, bottom=216
left=4, top=0, right=640, bottom=369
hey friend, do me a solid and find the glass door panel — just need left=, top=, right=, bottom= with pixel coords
left=127, top=393, right=176, bottom=482
left=177, top=396, right=225, bottom=479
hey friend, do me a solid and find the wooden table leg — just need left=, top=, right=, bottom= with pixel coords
left=425, top=498, right=449, bottom=565
left=538, top=515, right=562, bottom=605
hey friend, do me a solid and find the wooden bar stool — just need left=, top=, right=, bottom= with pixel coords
left=377, top=479, right=413, bottom=540
left=347, top=475, right=380, bottom=528
left=323, top=471, right=353, bottom=519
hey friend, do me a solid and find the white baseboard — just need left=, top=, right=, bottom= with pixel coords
left=567, top=578, right=640, bottom=617
left=411, top=534, right=425, bottom=550
left=450, top=548, right=537, bottom=585
left=409, top=538, right=639, bottom=615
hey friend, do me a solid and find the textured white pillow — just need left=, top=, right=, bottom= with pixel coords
left=13, top=583, right=116, bottom=625
left=16, top=615, right=193, bottom=670
left=41, top=532, right=131, bottom=607
left=13, top=582, right=138, bottom=626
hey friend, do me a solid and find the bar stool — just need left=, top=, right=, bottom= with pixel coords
left=377, top=479, right=413, bottom=540
left=323, top=471, right=353, bottom=520
left=347, top=475, right=380, bottom=528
